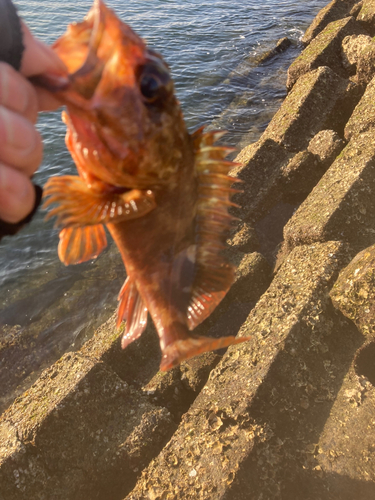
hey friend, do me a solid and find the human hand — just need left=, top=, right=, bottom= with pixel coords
left=0, top=22, right=66, bottom=225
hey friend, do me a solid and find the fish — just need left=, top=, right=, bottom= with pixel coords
left=38, top=0, right=250, bottom=371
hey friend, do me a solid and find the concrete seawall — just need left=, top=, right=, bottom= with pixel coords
left=2, top=0, right=375, bottom=498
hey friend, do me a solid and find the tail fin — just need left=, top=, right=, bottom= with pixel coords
left=160, top=334, right=251, bottom=371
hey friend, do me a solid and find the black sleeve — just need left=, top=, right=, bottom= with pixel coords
left=0, top=0, right=43, bottom=241
left=0, top=0, right=24, bottom=70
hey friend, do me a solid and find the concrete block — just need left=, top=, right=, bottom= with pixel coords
left=80, top=314, right=161, bottom=388
left=281, top=131, right=345, bottom=203
left=316, top=353, right=375, bottom=500
left=0, top=353, right=174, bottom=500
left=180, top=352, right=221, bottom=395
left=341, top=33, right=373, bottom=70
left=231, top=138, right=291, bottom=222
left=227, top=252, right=271, bottom=303
left=231, top=68, right=346, bottom=222
left=284, top=128, right=375, bottom=253
left=302, top=0, right=360, bottom=45
left=307, top=129, right=345, bottom=163
left=227, top=222, right=259, bottom=254
left=342, top=33, right=375, bottom=84
left=288, top=17, right=364, bottom=90
left=357, top=0, right=375, bottom=34
left=280, top=149, right=322, bottom=203
left=345, top=74, right=375, bottom=140
left=263, top=66, right=347, bottom=151
left=331, top=244, right=375, bottom=336
left=126, top=242, right=366, bottom=500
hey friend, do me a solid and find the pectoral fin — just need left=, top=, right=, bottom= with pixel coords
left=117, top=277, right=148, bottom=347
left=58, top=225, right=107, bottom=265
left=44, top=175, right=156, bottom=227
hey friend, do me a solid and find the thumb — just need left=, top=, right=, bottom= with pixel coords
left=20, top=22, right=66, bottom=77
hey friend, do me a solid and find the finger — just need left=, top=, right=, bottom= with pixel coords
left=0, top=106, right=43, bottom=177
left=20, top=22, right=66, bottom=78
left=0, top=62, right=38, bottom=123
left=35, top=86, right=63, bottom=112
left=0, top=163, right=35, bottom=223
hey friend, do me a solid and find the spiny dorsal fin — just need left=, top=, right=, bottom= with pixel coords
left=58, top=224, right=107, bottom=265
left=187, top=130, right=241, bottom=330
left=117, top=277, right=148, bottom=347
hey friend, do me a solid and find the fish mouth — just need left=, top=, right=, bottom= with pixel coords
left=34, top=0, right=147, bottom=100
left=63, top=109, right=143, bottom=189
left=40, top=0, right=148, bottom=175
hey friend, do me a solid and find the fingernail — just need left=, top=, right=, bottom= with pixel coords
left=0, top=106, right=36, bottom=153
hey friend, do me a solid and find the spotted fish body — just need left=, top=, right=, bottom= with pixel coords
left=41, top=0, right=250, bottom=370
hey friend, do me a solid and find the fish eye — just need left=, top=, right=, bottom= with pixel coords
left=138, top=59, right=172, bottom=104
left=140, top=73, right=163, bottom=102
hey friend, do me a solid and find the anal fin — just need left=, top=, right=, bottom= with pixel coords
left=44, top=175, right=156, bottom=227
left=187, top=284, right=227, bottom=330
left=58, top=224, right=107, bottom=265
left=117, top=277, right=148, bottom=348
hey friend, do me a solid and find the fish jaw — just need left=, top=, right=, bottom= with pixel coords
left=52, top=0, right=147, bottom=88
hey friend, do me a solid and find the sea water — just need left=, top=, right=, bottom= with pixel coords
left=0, top=0, right=328, bottom=412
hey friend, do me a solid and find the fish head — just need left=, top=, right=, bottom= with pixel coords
left=47, top=0, right=190, bottom=188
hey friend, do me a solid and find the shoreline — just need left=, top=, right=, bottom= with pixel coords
left=3, top=0, right=375, bottom=498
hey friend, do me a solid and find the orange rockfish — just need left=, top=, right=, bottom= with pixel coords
left=40, top=0, right=249, bottom=370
